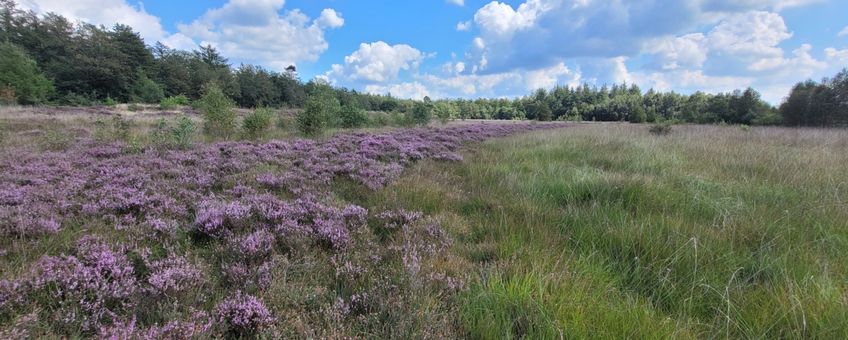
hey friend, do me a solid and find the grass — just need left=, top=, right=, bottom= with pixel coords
left=370, top=123, right=848, bottom=338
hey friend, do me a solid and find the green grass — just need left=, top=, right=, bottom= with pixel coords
left=370, top=124, right=848, bottom=338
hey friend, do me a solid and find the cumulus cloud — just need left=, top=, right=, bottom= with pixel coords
left=16, top=0, right=167, bottom=42
left=365, top=82, right=430, bottom=100
left=167, top=0, right=343, bottom=70
left=326, top=41, right=424, bottom=84
left=839, top=26, right=848, bottom=37
left=825, top=47, right=848, bottom=62
left=456, top=20, right=472, bottom=31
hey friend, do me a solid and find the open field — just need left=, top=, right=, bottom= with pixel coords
left=374, top=123, right=848, bottom=338
left=1, top=115, right=847, bottom=338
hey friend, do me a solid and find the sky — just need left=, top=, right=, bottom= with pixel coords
left=14, top=0, right=848, bottom=103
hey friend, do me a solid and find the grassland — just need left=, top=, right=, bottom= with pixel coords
left=371, top=123, right=848, bottom=338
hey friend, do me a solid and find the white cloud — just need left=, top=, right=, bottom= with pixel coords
left=825, top=47, right=848, bottom=62
left=646, top=33, right=708, bottom=70
left=16, top=0, right=167, bottom=42
left=447, top=0, right=465, bottom=6
left=706, top=11, right=791, bottom=59
left=524, top=62, right=578, bottom=90
left=456, top=20, right=472, bottom=31
left=839, top=26, right=848, bottom=37
left=365, top=82, right=430, bottom=100
left=316, top=8, right=345, bottom=29
left=168, top=0, right=343, bottom=70
left=327, top=41, right=424, bottom=83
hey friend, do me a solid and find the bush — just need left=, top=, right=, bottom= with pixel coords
left=242, top=108, right=274, bottom=138
left=93, top=115, right=132, bottom=142
left=338, top=105, right=368, bottom=128
left=41, top=127, right=74, bottom=151
left=60, top=92, right=93, bottom=106
left=408, top=102, right=433, bottom=126
left=127, top=103, right=141, bottom=112
left=0, top=42, right=53, bottom=105
left=102, top=96, right=117, bottom=107
left=197, top=83, right=236, bottom=138
left=649, top=122, right=673, bottom=135
left=297, top=88, right=339, bottom=136
left=149, top=116, right=196, bottom=149
left=131, top=72, right=164, bottom=104
left=171, top=116, right=197, bottom=149
left=160, top=95, right=190, bottom=110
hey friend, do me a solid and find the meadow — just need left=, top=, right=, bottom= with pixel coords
left=1, top=110, right=846, bottom=338
left=375, top=123, right=848, bottom=338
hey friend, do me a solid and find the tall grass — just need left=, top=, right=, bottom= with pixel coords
left=373, top=124, right=848, bottom=338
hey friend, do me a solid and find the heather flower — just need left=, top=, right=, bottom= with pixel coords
left=146, top=255, right=204, bottom=296
left=215, top=291, right=275, bottom=335
left=194, top=199, right=251, bottom=237
left=229, top=229, right=276, bottom=261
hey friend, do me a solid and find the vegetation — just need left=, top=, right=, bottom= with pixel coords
left=0, top=41, right=53, bottom=105
left=242, top=108, right=274, bottom=138
left=2, top=1, right=846, bottom=127
left=297, top=85, right=339, bottom=135
left=375, top=124, right=848, bottom=338
left=338, top=105, right=368, bottom=128
left=197, top=83, right=236, bottom=138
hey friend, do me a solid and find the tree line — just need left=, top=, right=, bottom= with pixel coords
left=1, top=1, right=846, bottom=127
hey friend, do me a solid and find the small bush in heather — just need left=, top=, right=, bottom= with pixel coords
left=160, top=95, right=190, bottom=110
left=297, top=87, right=339, bottom=136
left=197, top=83, right=236, bottom=138
left=149, top=118, right=170, bottom=148
left=102, top=96, right=118, bottom=107
left=215, top=291, right=275, bottom=336
left=0, top=120, right=7, bottom=146
left=127, top=103, right=141, bottom=112
left=649, top=122, right=673, bottom=135
left=242, top=108, right=274, bottom=138
left=338, top=105, right=368, bottom=128
left=171, top=115, right=197, bottom=149
left=408, top=101, right=433, bottom=126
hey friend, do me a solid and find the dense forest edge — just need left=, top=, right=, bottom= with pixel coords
left=1, top=0, right=846, bottom=127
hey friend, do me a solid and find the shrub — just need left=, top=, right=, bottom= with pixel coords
left=297, top=88, right=339, bottom=136
left=242, top=108, right=274, bottom=138
left=215, top=292, right=275, bottom=336
left=0, top=42, right=53, bottom=105
left=60, top=92, right=93, bottom=106
left=197, top=83, right=236, bottom=138
left=408, top=102, right=433, bottom=126
left=370, top=112, right=389, bottom=127
left=172, top=116, right=197, bottom=149
left=160, top=95, right=190, bottom=110
left=103, top=97, right=118, bottom=107
left=435, top=102, right=456, bottom=124
left=127, top=103, right=141, bottom=112
left=338, top=105, right=368, bottom=128
left=649, top=122, right=673, bottom=135
left=0, top=120, right=7, bottom=147
left=131, top=71, right=164, bottom=104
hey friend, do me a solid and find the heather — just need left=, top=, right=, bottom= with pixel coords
left=0, top=122, right=563, bottom=337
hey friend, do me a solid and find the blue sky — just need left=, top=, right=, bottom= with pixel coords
left=15, top=0, right=848, bottom=103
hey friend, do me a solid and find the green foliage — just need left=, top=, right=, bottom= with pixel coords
left=780, top=69, right=848, bottom=127
left=159, top=95, right=190, bottom=110
left=127, top=103, right=141, bottom=112
left=434, top=102, right=456, bottom=124
left=242, top=108, right=274, bottom=138
left=0, top=42, right=53, bottom=104
left=102, top=96, right=117, bottom=107
left=149, top=116, right=196, bottom=149
left=131, top=71, right=165, bottom=104
left=338, top=105, right=368, bottom=128
left=297, top=86, right=339, bottom=135
left=171, top=115, right=197, bottom=149
left=197, top=83, right=236, bottom=138
left=648, top=122, right=673, bottom=135
left=59, top=92, right=94, bottom=107
left=408, top=101, right=433, bottom=126
left=93, top=115, right=132, bottom=142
